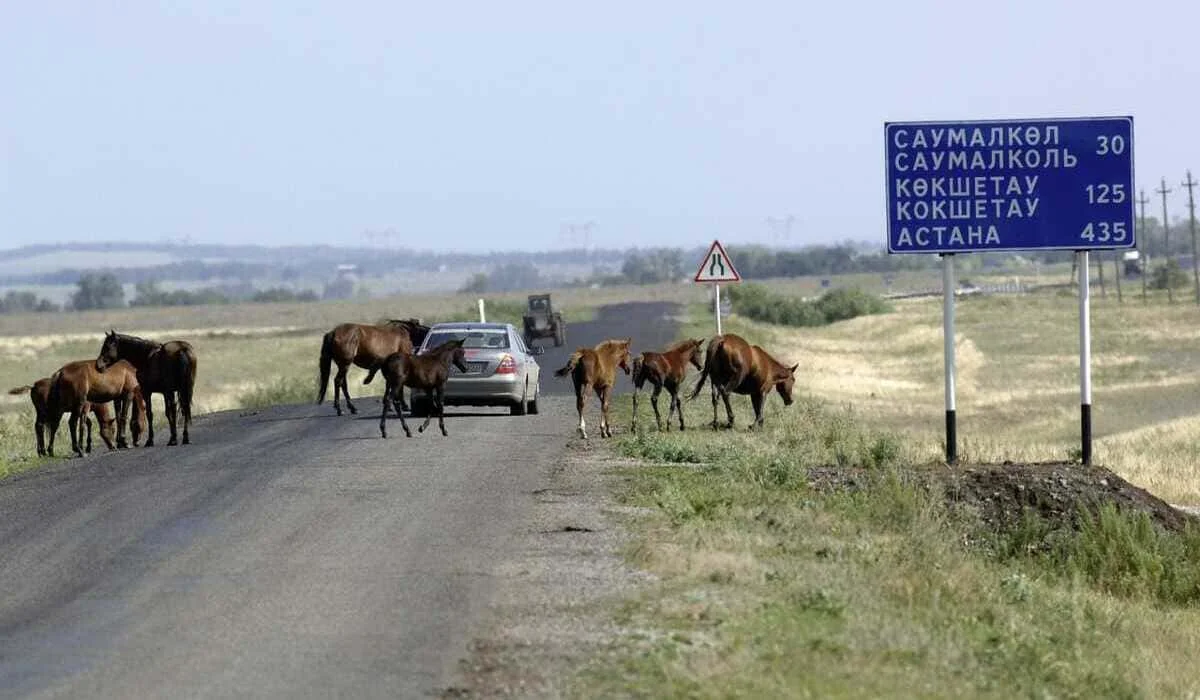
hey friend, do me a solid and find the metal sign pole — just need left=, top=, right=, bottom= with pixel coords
left=714, top=283, right=722, bottom=335
left=1079, top=250, right=1092, bottom=465
left=942, top=254, right=957, bottom=464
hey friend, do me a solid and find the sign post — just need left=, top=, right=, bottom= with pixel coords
left=885, top=116, right=1135, bottom=465
left=694, top=240, right=741, bottom=334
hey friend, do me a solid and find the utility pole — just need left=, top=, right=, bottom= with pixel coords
left=1138, top=189, right=1150, bottom=301
left=1184, top=170, right=1200, bottom=306
left=1113, top=242, right=1123, bottom=302
left=1157, top=177, right=1174, bottom=303
left=1096, top=243, right=1107, bottom=298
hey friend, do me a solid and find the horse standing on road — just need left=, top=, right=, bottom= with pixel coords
left=318, top=319, right=429, bottom=416
left=9, top=379, right=128, bottom=456
left=555, top=338, right=632, bottom=439
left=378, top=339, right=468, bottom=439
left=688, top=333, right=798, bottom=430
left=630, top=338, right=706, bottom=433
left=96, top=330, right=197, bottom=447
left=45, top=359, right=148, bottom=457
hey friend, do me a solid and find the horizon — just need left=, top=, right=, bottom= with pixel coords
left=4, top=2, right=1199, bottom=252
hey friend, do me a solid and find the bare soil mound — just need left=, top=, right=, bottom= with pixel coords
left=807, top=461, right=1198, bottom=534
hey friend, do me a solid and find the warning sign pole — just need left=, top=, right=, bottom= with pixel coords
left=714, top=283, right=722, bottom=335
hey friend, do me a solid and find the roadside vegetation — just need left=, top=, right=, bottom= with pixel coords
left=570, top=289, right=1200, bottom=698
left=726, top=283, right=892, bottom=327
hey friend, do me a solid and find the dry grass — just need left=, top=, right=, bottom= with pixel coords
left=729, top=289, right=1200, bottom=505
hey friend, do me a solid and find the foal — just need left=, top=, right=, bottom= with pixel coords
left=9, top=379, right=123, bottom=456
left=46, top=359, right=147, bottom=457
left=554, top=338, right=632, bottom=439
left=378, top=339, right=468, bottom=439
left=630, top=338, right=706, bottom=432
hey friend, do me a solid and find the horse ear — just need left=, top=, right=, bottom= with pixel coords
left=789, top=363, right=799, bottom=374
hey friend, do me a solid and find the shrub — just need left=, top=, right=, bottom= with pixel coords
left=726, top=284, right=891, bottom=327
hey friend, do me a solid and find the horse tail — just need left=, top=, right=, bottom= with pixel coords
left=317, top=330, right=334, bottom=403
left=687, top=339, right=721, bottom=402
left=554, top=350, right=583, bottom=378
left=8, top=385, right=33, bottom=395
left=179, top=348, right=196, bottom=428
left=631, top=355, right=646, bottom=389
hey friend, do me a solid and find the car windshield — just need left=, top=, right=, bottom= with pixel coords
left=529, top=298, right=547, bottom=311
left=424, top=330, right=509, bottom=351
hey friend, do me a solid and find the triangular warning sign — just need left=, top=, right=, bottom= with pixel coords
left=694, top=240, right=741, bottom=283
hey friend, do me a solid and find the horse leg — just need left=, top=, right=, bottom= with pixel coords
left=418, top=389, right=435, bottom=434
left=630, top=383, right=640, bottom=432
left=710, top=382, right=720, bottom=430
left=144, top=393, right=156, bottom=447
left=650, top=383, right=664, bottom=432
left=670, top=387, right=686, bottom=431
left=116, top=393, right=132, bottom=449
left=379, top=381, right=391, bottom=438
left=436, top=386, right=448, bottom=436
left=364, top=367, right=377, bottom=385
left=721, top=387, right=736, bottom=430
left=35, top=414, right=46, bottom=457
left=749, top=392, right=765, bottom=430
left=598, top=386, right=613, bottom=438
left=396, top=388, right=414, bottom=438
left=69, top=409, right=83, bottom=458
left=164, top=392, right=179, bottom=446
left=337, top=366, right=357, bottom=415
left=47, top=412, right=61, bottom=457
left=575, top=384, right=588, bottom=440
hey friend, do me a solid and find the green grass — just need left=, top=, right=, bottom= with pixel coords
left=0, top=411, right=50, bottom=480
left=236, top=375, right=317, bottom=410
left=568, top=301, right=1200, bottom=699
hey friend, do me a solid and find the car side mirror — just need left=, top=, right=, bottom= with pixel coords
left=531, top=345, right=545, bottom=355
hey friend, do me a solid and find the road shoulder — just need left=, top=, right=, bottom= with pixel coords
left=438, top=438, right=653, bottom=698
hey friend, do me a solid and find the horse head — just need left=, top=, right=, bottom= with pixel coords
left=687, top=338, right=706, bottom=371
left=96, top=329, right=120, bottom=371
left=617, top=338, right=633, bottom=375
left=774, top=362, right=800, bottom=406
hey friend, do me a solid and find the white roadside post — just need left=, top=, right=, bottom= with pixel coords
left=1079, top=250, right=1092, bottom=465
left=942, top=254, right=957, bottom=464
left=693, top=240, right=740, bottom=335
left=478, top=298, right=486, bottom=323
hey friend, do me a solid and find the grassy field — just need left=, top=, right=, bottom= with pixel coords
left=568, top=288, right=1200, bottom=698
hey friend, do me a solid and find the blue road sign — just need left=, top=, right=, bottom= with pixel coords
left=885, top=117, right=1134, bottom=254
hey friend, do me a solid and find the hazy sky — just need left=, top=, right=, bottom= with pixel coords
left=2, top=2, right=1197, bottom=252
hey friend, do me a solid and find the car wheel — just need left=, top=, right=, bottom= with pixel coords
left=511, top=382, right=528, bottom=416
left=528, top=382, right=539, bottom=414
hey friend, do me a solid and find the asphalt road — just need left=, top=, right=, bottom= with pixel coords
left=0, top=301, right=683, bottom=699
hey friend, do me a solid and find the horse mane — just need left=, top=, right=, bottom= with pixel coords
left=664, top=338, right=701, bottom=354
left=594, top=338, right=631, bottom=355
left=111, top=331, right=161, bottom=350
left=379, top=318, right=425, bottom=330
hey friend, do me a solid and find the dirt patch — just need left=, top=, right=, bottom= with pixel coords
left=807, top=461, right=1199, bottom=535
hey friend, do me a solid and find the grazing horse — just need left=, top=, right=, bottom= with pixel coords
left=317, top=318, right=429, bottom=416
left=9, top=379, right=126, bottom=456
left=45, top=360, right=147, bottom=457
left=96, top=330, right=197, bottom=447
left=688, top=333, right=798, bottom=430
left=630, top=338, right=706, bottom=433
left=378, top=339, right=468, bottom=439
left=555, top=338, right=632, bottom=439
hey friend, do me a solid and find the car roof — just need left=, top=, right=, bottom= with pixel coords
left=426, top=322, right=513, bottom=332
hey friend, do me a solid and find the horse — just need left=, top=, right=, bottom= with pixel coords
left=96, top=330, right=197, bottom=447
left=9, top=379, right=125, bottom=456
left=687, top=333, right=798, bottom=430
left=630, top=338, right=706, bottom=433
left=554, top=338, right=633, bottom=439
left=45, top=359, right=148, bottom=457
left=378, top=339, right=468, bottom=439
left=317, top=318, right=430, bottom=417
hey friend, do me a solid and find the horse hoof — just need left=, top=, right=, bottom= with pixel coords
left=418, top=425, right=426, bottom=434
left=404, top=430, right=413, bottom=438
left=167, top=438, right=178, bottom=446
left=380, top=431, right=387, bottom=439
left=348, top=406, right=358, bottom=416
left=144, top=440, right=154, bottom=448
left=440, top=429, right=448, bottom=436
left=182, top=436, right=190, bottom=445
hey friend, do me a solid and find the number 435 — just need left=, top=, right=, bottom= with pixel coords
left=1080, top=222, right=1127, bottom=243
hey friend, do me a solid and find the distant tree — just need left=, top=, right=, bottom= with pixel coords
left=71, top=273, right=125, bottom=310
left=621, top=248, right=685, bottom=284
left=253, top=287, right=319, bottom=303
left=1150, top=259, right=1190, bottom=290
left=459, top=273, right=489, bottom=294
left=0, top=290, right=59, bottom=313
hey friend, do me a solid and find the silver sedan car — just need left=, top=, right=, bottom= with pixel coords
left=414, top=322, right=543, bottom=415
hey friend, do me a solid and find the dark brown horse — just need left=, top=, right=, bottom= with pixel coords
left=318, top=318, right=429, bottom=416
left=688, top=333, right=798, bottom=430
left=554, top=338, right=632, bottom=439
left=46, top=359, right=148, bottom=457
left=630, top=338, right=706, bottom=432
left=9, top=379, right=126, bottom=456
left=96, top=330, right=197, bottom=446
left=378, top=339, right=468, bottom=439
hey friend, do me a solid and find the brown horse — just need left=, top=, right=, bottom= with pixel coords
left=318, top=318, right=430, bottom=416
left=96, top=330, right=197, bottom=447
left=378, top=339, right=468, bottom=439
left=9, top=380, right=125, bottom=456
left=45, top=359, right=148, bottom=457
left=630, top=338, right=706, bottom=433
left=554, top=338, right=633, bottom=439
left=688, top=333, right=798, bottom=430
